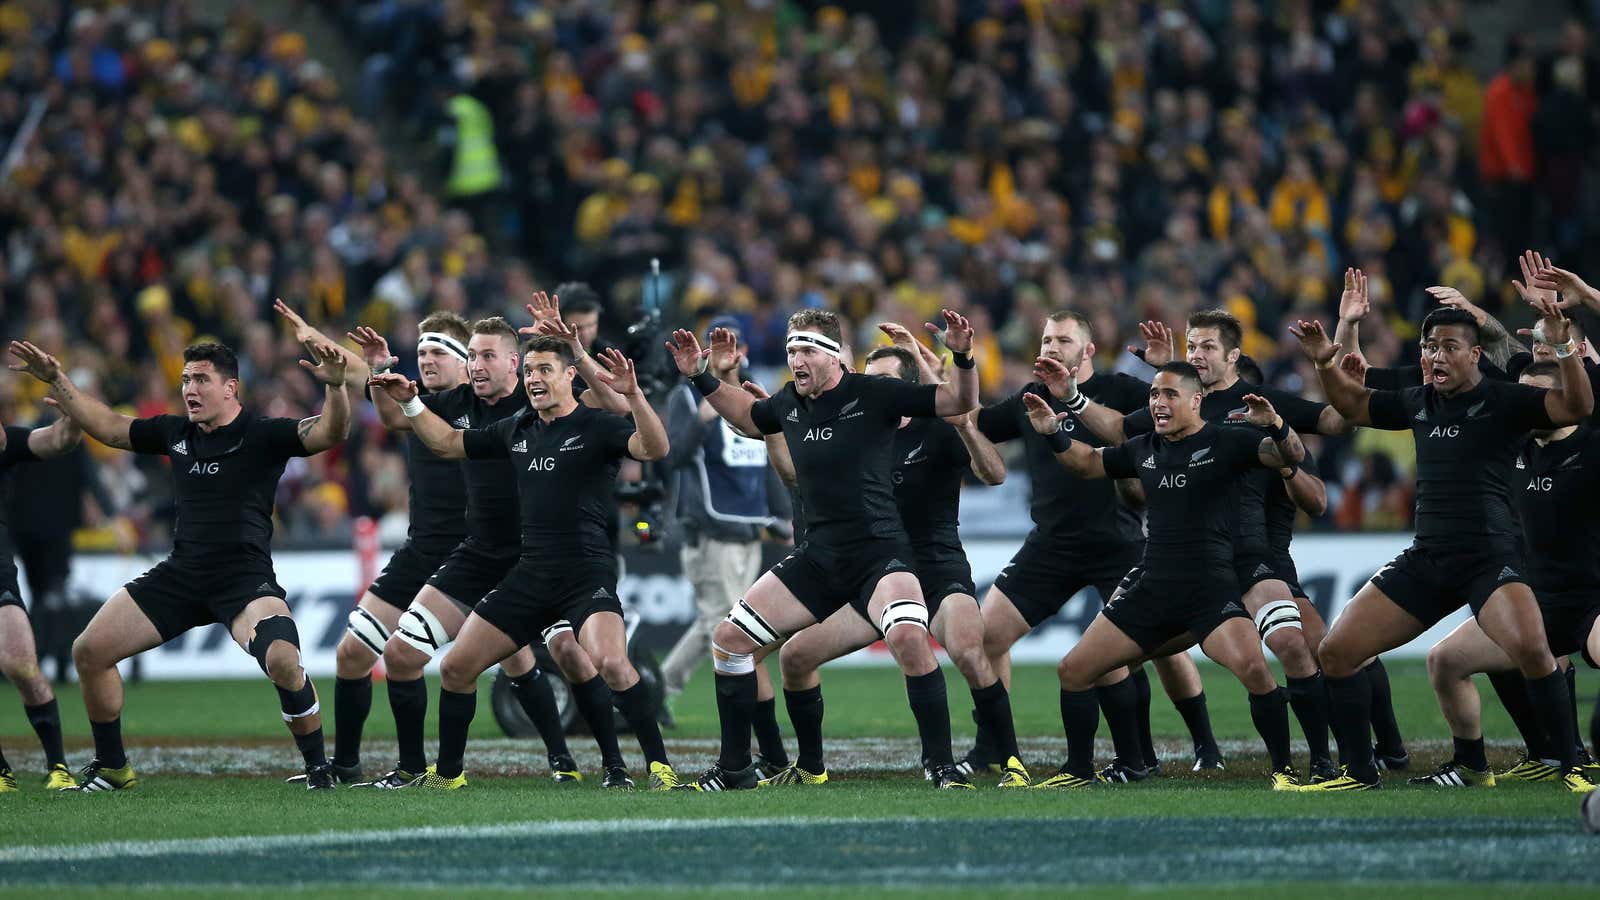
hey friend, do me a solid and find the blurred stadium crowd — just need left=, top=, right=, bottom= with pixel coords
left=2, top=0, right=1599, bottom=552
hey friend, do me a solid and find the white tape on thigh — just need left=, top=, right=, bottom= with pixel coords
left=395, top=603, right=450, bottom=657
left=879, top=599, right=929, bottom=637
left=712, top=641, right=755, bottom=675
left=346, top=608, right=390, bottom=657
left=1254, top=599, right=1302, bottom=642
left=724, top=598, right=780, bottom=647
left=541, top=619, right=574, bottom=643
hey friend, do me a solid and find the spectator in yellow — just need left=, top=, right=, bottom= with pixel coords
left=62, top=193, right=120, bottom=282
left=1268, top=153, right=1330, bottom=234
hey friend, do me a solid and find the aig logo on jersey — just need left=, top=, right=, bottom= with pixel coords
left=1428, top=425, right=1461, bottom=438
left=1158, top=473, right=1187, bottom=488
left=528, top=457, right=557, bottom=471
left=1527, top=476, right=1554, bottom=492
left=188, top=461, right=220, bottom=475
left=803, top=427, right=833, bottom=442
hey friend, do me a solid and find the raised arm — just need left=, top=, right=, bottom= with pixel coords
left=349, top=325, right=412, bottom=431
left=1035, top=355, right=1127, bottom=444
left=1528, top=250, right=1600, bottom=316
left=1332, top=267, right=1370, bottom=366
left=1431, top=284, right=1526, bottom=367
left=1280, top=464, right=1328, bottom=517
left=1529, top=299, right=1595, bottom=425
left=947, top=409, right=1005, bottom=485
left=1022, top=391, right=1108, bottom=479
left=928, top=309, right=979, bottom=417
left=522, top=292, right=630, bottom=415
left=666, top=328, right=760, bottom=436
left=879, top=322, right=946, bottom=385
left=1290, top=320, right=1374, bottom=426
left=296, top=342, right=352, bottom=454
left=369, top=372, right=466, bottom=458
left=742, top=380, right=796, bottom=486
left=25, top=407, right=84, bottom=458
left=1242, top=393, right=1306, bottom=467
left=1129, top=320, right=1174, bottom=368
left=275, top=299, right=370, bottom=391
left=8, top=341, right=135, bottom=450
left=592, top=349, right=668, bottom=461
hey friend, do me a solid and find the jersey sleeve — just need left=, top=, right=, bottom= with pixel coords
left=976, top=393, right=1023, bottom=443
left=1100, top=441, right=1137, bottom=479
left=749, top=395, right=783, bottom=435
left=884, top=378, right=939, bottom=418
left=126, top=415, right=186, bottom=455
left=1363, top=365, right=1417, bottom=392
left=461, top=417, right=515, bottom=459
left=0, top=426, right=39, bottom=466
left=1261, top=386, right=1328, bottom=434
left=599, top=411, right=640, bottom=460
left=259, top=416, right=312, bottom=458
left=1499, top=380, right=1559, bottom=433
left=1108, top=374, right=1151, bottom=413
left=1122, top=406, right=1154, bottom=437
left=1365, top=387, right=1417, bottom=431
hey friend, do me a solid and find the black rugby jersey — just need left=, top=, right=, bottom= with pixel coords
left=749, top=371, right=937, bottom=547
left=422, top=384, right=527, bottom=549
left=1514, top=426, right=1600, bottom=594
left=403, top=388, right=468, bottom=548
left=462, top=404, right=637, bottom=565
left=127, top=411, right=311, bottom=556
left=977, top=372, right=1148, bottom=550
left=0, top=426, right=38, bottom=564
left=890, top=416, right=968, bottom=566
left=1101, top=423, right=1269, bottom=578
left=1368, top=378, right=1556, bottom=550
left=1266, top=450, right=1319, bottom=557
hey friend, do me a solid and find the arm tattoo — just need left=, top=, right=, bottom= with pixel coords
left=297, top=416, right=320, bottom=441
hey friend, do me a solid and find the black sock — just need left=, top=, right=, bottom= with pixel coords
left=1249, top=688, right=1293, bottom=772
left=905, top=670, right=953, bottom=768
left=785, top=686, right=825, bottom=773
left=971, top=680, right=1019, bottom=762
left=1327, top=673, right=1377, bottom=781
left=1365, top=659, right=1406, bottom=757
left=1487, top=669, right=1549, bottom=759
left=614, top=681, right=668, bottom=766
left=969, top=707, right=999, bottom=763
left=1453, top=735, right=1488, bottom=770
left=713, top=672, right=757, bottom=771
left=294, top=727, right=329, bottom=768
left=90, top=718, right=127, bottom=769
left=508, top=669, right=572, bottom=759
left=1174, top=693, right=1220, bottom=760
left=1060, top=688, right=1099, bottom=779
left=752, top=698, right=789, bottom=767
left=0, top=742, right=8, bottom=771
left=1565, top=666, right=1583, bottom=759
left=1322, top=675, right=1349, bottom=764
left=572, top=675, right=626, bottom=769
left=332, top=676, right=371, bottom=768
left=1285, top=672, right=1332, bottom=765
left=1591, top=690, right=1600, bottom=762
left=24, top=699, right=66, bottom=767
left=1527, top=668, right=1578, bottom=771
left=434, top=688, right=476, bottom=779
left=387, top=676, right=428, bottom=774
left=1096, top=676, right=1144, bottom=771
left=1130, top=667, right=1159, bottom=769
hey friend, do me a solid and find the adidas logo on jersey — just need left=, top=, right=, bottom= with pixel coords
left=453, top=416, right=471, bottom=429
left=257, top=582, right=275, bottom=594
left=1499, top=566, right=1519, bottom=580
left=1142, top=456, right=1157, bottom=468
left=1414, top=409, right=1428, bottom=422
left=786, top=409, right=800, bottom=422
left=1221, top=601, right=1244, bottom=614
left=511, top=440, right=528, bottom=453
left=1516, top=455, right=1526, bottom=469
left=170, top=440, right=188, bottom=455
left=1252, top=563, right=1272, bottom=578
left=591, top=587, right=611, bottom=600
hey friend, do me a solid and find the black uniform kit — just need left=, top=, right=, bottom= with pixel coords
left=1515, top=426, right=1600, bottom=665
left=890, top=417, right=976, bottom=615
left=976, top=372, right=1149, bottom=625
left=365, top=397, right=468, bottom=610
left=0, top=427, right=39, bottom=610
left=123, top=412, right=311, bottom=639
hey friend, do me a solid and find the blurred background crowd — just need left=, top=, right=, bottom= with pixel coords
left=3, top=0, right=1600, bottom=554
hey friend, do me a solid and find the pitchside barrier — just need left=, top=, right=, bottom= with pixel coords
left=16, top=531, right=1472, bottom=680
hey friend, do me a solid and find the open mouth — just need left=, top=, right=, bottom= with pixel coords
left=1153, top=411, right=1172, bottom=427
left=528, top=386, right=548, bottom=400
left=794, top=371, right=811, bottom=387
left=471, top=375, right=490, bottom=388
left=185, top=399, right=202, bottom=413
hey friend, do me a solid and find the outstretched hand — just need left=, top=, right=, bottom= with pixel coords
left=936, top=308, right=974, bottom=353
left=1525, top=250, right=1593, bottom=309
left=1338, top=268, right=1370, bottom=323
left=594, top=348, right=640, bottom=395
left=367, top=371, right=419, bottom=403
left=1338, top=352, right=1368, bottom=384
left=8, top=341, right=62, bottom=383
left=665, top=329, right=709, bottom=376
left=1427, top=285, right=1490, bottom=326
left=1021, top=391, right=1069, bottom=435
left=708, top=327, right=741, bottom=375
left=1132, top=320, right=1173, bottom=366
left=741, top=381, right=771, bottom=401
left=1288, top=320, right=1340, bottom=368
left=1241, top=393, right=1280, bottom=428
left=1032, top=355, right=1077, bottom=401
left=273, top=298, right=319, bottom=344
left=347, top=326, right=397, bottom=370
left=300, top=341, right=349, bottom=386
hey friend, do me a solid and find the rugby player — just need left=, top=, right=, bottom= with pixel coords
left=1073, top=305, right=1370, bottom=779
left=971, top=311, right=1222, bottom=779
left=370, top=336, right=681, bottom=790
left=1417, top=361, right=1600, bottom=788
left=765, top=339, right=1023, bottom=787
left=0, top=405, right=84, bottom=791
left=1291, top=299, right=1595, bottom=792
left=665, top=308, right=980, bottom=791
left=353, top=316, right=614, bottom=788
left=1028, top=362, right=1304, bottom=790
left=9, top=337, right=350, bottom=790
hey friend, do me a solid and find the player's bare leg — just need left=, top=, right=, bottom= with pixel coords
left=69, top=590, right=162, bottom=791
left=231, top=596, right=332, bottom=789
left=0, top=604, right=69, bottom=786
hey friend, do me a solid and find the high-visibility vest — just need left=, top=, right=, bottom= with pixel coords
left=446, top=94, right=501, bottom=197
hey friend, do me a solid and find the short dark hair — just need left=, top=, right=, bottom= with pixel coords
left=1186, top=309, right=1243, bottom=354
left=418, top=310, right=470, bottom=345
left=553, top=282, right=602, bottom=317
left=864, top=345, right=919, bottom=383
left=521, top=335, right=575, bottom=366
left=787, top=309, right=844, bottom=346
left=471, top=316, right=520, bottom=348
left=1155, top=360, right=1203, bottom=392
left=1045, top=309, right=1095, bottom=342
left=1236, top=354, right=1263, bottom=384
left=1421, top=307, right=1481, bottom=345
left=1519, top=360, right=1563, bottom=385
left=183, top=342, right=239, bottom=380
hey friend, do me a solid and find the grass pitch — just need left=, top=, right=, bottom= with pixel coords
left=2, top=659, right=1596, bottom=897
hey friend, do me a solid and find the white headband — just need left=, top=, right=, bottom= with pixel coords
left=786, top=330, right=841, bottom=359
left=418, top=332, right=468, bottom=361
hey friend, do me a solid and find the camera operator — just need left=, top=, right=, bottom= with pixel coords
left=659, top=316, right=791, bottom=713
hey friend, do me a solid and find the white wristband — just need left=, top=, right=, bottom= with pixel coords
left=1554, top=339, right=1579, bottom=359
left=400, top=396, right=425, bottom=417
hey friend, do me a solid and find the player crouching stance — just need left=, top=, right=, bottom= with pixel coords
left=371, top=337, right=680, bottom=790
left=1028, top=363, right=1303, bottom=790
left=10, top=337, right=351, bottom=790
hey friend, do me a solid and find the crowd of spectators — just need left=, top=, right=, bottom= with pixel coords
left=4, top=0, right=1600, bottom=551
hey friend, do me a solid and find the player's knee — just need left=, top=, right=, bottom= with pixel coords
left=438, top=654, right=476, bottom=692
left=596, top=653, right=635, bottom=688
left=777, top=642, right=817, bottom=683
left=335, top=633, right=377, bottom=675
left=71, top=633, right=107, bottom=673
left=1503, top=636, right=1556, bottom=675
left=1316, top=634, right=1360, bottom=678
left=1235, top=657, right=1276, bottom=693
left=382, top=637, right=428, bottom=677
left=1057, top=656, right=1093, bottom=692
left=712, top=620, right=755, bottom=655
left=1265, top=630, right=1316, bottom=677
left=263, top=642, right=302, bottom=688
left=948, top=643, right=989, bottom=683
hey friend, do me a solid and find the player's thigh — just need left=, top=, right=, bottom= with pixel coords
left=1475, top=583, right=1556, bottom=667
left=724, top=570, right=820, bottom=650
left=355, top=591, right=406, bottom=633
left=781, top=605, right=878, bottom=675
left=863, top=570, right=926, bottom=625
left=1320, top=580, right=1428, bottom=676
left=411, top=585, right=472, bottom=642
left=75, top=589, right=164, bottom=667
left=931, top=593, right=982, bottom=655
left=0, top=604, right=41, bottom=671
left=1428, top=617, right=1517, bottom=680
left=1197, top=617, right=1274, bottom=689
left=1296, top=596, right=1328, bottom=654
left=446, top=613, right=521, bottom=683
left=1060, top=613, right=1146, bottom=688
left=576, top=610, right=629, bottom=663
left=980, top=585, right=1031, bottom=651
left=227, top=595, right=296, bottom=651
